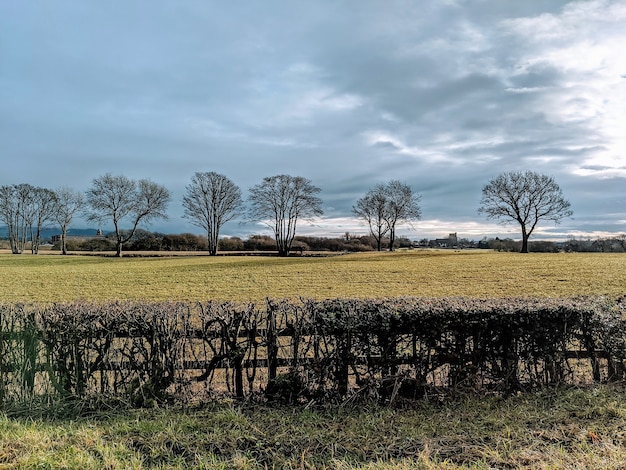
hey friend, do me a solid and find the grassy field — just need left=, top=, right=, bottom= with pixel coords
left=2, top=386, right=626, bottom=469
left=1, top=249, right=626, bottom=303
left=2, top=249, right=626, bottom=469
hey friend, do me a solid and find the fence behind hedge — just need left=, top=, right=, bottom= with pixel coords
left=1, top=297, right=625, bottom=407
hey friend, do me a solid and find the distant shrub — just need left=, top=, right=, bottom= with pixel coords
left=244, top=235, right=276, bottom=251
left=79, top=238, right=116, bottom=251
left=218, top=236, right=244, bottom=251
left=162, top=233, right=208, bottom=251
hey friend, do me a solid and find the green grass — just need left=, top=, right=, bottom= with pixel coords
left=1, top=250, right=626, bottom=303
left=3, top=249, right=626, bottom=468
left=2, top=386, right=626, bottom=468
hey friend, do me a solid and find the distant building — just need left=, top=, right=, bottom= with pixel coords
left=51, top=229, right=105, bottom=244
left=430, top=232, right=458, bottom=248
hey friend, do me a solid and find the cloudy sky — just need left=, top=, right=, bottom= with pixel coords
left=2, top=0, right=626, bottom=241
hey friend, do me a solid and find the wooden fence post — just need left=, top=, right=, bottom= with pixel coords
left=22, top=313, right=38, bottom=398
left=337, top=329, right=351, bottom=396
left=266, top=303, right=278, bottom=383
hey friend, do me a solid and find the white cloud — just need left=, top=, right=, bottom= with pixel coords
left=503, top=0, right=626, bottom=177
left=504, top=87, right=549, bottom=94
left=284, top=89, right=364, bottom=120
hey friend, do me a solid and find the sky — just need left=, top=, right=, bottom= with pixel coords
left=2, top=0, right=626, bottom=242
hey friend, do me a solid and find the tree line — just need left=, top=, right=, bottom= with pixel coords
left=52, top=230, right=626, bottom=255
left=0, top=170, right=572, bottom=256
left=51, top=230, right=416, bottom=253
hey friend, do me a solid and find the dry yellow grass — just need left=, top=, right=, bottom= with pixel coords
left=0, top=249, right=625, bottom=303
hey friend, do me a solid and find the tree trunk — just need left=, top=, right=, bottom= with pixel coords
left=115, top=242, right=123, bottom=257
left=276, top=237, right=290, bottom=256
left=33, top=225, right=42, bottom=255
left=61, top=226, right=68, bottom=255
left=208, top=234, right=217, bottom=256
left=520, top=233, right=529, bottom=253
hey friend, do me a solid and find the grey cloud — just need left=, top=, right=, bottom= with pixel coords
left=372, top=141, right=403, bottom=152
left=1, top=0, right=624, bottom=240
left=508, top=64, right=564, bottom=89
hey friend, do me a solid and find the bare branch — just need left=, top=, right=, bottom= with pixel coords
left=86, top=174, right=170, bottom=257
left=478, top=171, right=572, bottom=253
left=354, top=181, right=421, bottom=251
left=248, top=175, right=323, bottom=256
left=182, top=172, right=243, bottom=255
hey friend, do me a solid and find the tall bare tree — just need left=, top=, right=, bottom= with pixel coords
left=353, top=184, right=389, bottom=252
left=248, top=174, right=323, bottom=256
left=86, top=174, right=170, bottom=257
left=0, top=184, right=56, bottom=254
left=353, top=180, right=421, bottom=251
left=382, top=180, right=422, bottom=251
left=182, top=172, right=242, bottom=255
left=30, top=187, right=58, bottom=254
left=478, top=171, right=572, bottom=253
left=0, top=184, right=30, bottom=254
left=54, top=187, right=85, bottom=255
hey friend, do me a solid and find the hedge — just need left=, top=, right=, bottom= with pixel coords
left=0, top=297, right=624, bottom=407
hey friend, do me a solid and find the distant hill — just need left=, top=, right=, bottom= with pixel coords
left=0, top=226, right=101, bottom=241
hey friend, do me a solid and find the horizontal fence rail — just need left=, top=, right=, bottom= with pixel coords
left=1, top=297, right=624, bottom=407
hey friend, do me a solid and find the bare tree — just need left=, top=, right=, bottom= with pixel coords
left=54, top=187, right=85, bottom=255
left=30, top=187, right=58, bottom=254
left=182, top=172, right=242, bottom=255
left=0, top=184, right=56, bottom=254
left=382, top=180, right=422, bottom=251
left=248, top=174, right=323, bottom=256
left=478, top=171, right=572, bottom=253
left=353, top=184, right=388, bottom=252
left=353, top=180, right=422, bottom=251
left=0, top=184, right=31, bottom=254
left=86, top=174, right=170, bottom=257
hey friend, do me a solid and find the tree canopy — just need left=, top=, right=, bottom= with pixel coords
left=248, top=174, right=323, bottom=256
left=0, top=184, right=58, bottom=254
left=85, top=174, right=170, bottom=257
left=182, top=172, right=242, bottom=255
left=353, top=180, right=421, bottom=251
left=478, top=171, right=572, bottom=253
left=54, top=187, right=85, bottom=255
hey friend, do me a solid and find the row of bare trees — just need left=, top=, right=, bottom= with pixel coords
left=0, top=184, right=83, bottom=255
left=0, top=173, right=325, bottom=258
left=351, top=171, right=573, bottom=254
left=0, top=170, right=573, bottom=256
left=182, top=173, right=323, bottom=257
left=86, top=173, right=327, bottom=257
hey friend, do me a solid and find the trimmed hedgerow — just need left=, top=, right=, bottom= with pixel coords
left=0, top=297, right=624, bottom=408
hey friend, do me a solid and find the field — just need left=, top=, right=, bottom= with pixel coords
left=2, top=249, right=626, bottom=469
left=1, top=249, right=626, bottom=302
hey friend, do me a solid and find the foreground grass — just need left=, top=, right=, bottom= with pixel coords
left=2, top=385, right=626, bottom=469
left=1, top=250, right=626, bottom=303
